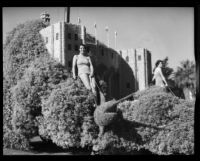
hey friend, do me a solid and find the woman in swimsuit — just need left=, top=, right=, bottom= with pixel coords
left=152, top=60, right=168, bottom=87
left=72, top=44, right=96, bottom=94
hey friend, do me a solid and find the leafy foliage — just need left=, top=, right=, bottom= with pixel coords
left=92, top=130, right=143, bottom=155
left=117, top=86, right=194, bottom=155
left=37, top=78, right=98, bottom=149
left=174, top=60, right=195, bottom=88
left=161, top=57, right=174, bottom=81
left=91, top=111, right=144, bottom=155
left=80, top=116, right=99, bottom=148
left=173, top=60, right=196, bottom=100
left=147, top=99, right=194, bottom=155
left=3, top=19, right=49, bottom=150
left=3, top=79, right=14, bottom=130
left=3, top=128, right=30, bottom=151
left=3, top=19, right=47, bottom=87
left=90, top=86, right=194, bottom=155
left=11, top=55, right=70, bottom=138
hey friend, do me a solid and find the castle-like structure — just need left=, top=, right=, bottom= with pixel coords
left=39, top=12, right=152, bottom=99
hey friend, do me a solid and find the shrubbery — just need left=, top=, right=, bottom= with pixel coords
left=147, top=99, right=194, bottom=155
left=121, top=86, right=181, bottom=127
left=3, top=19, right=47, bottom=98
left=91, top=114, right=144, bottom=155
left=3, top=19, right=47, bottom=87
left=3, top=19, right=50, bottom=150
left=11, top=55, right=70, bottom=139
left=37, top=78, right=98, bottom=149
left=3, top=128, right=30, bottom=151
left=3, top=82, right=31, bottom=151
left=3, top=79, right=13, bottom=130
left=117, top=86, right=194, bottom=155
left=91, top=86, right=194, bottom=155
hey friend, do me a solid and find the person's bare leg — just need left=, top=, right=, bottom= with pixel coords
left=79, top=74, right=91, bottom=90
left=90, top=77, right=97, bottom=95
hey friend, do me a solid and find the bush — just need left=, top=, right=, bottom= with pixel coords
left=80, top=116, right=99, bottom=148
left=120, top=86, right=181, bottom=127
left=134, top=85, right=168, bottom=99
left=117, top=86, right=194, bottom=155
left=3, top=79, right=13, bottom=130
left=92, top=86, right=194, bottom=155
left=3, top=83, right=29, bottom=150
left=3, top=127, right=30, bottom=151
left=91, top=115, right=144, bottom=155
left=37, top=78, right=98, bottom=149
left=3, top=19, right=47, bottom=88
left=3, top=19, right=48, bottom=150
left=11, top=55, right=70, bottom=139
left=147, top=100, right=194, bottom=155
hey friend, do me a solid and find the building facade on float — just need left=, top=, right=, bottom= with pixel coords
left=39, top=14, right=152, bottom=99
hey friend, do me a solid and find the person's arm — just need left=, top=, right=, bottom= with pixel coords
left=152, top=73, right=155, bottom=81
left=152, top=69, right=156, bottom=82
left=72, top=55, right=77, bottom=79
left=88, top=57, right=94, bottom=77
left=158, top=68, right=168, bottom=86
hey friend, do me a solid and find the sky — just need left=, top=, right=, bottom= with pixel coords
left=3, top=7, right=195, bottom=70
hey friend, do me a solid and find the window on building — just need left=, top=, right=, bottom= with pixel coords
left=68, top=33, right=71, bottom=39
left=45, top=37, right=48, bottom=43
left=111, top=53, right=114, bottom=59
left=138, top=55, right=141, bottom=61
left=74, top=44, right=79, bottom=51
left=68, top=44, right=72, bottom=50
left=101, top=49, right=104, bottom=56
left=68, top=61, right=72, bottom=68
left=126, top=82, right=130, bottom=89
left=56, top=33, right=59, bottom=40
left=74, top=34, right=78, bottom=40
left=126, top=56, right=129, bottom=62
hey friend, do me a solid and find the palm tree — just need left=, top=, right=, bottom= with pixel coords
left=162, top=57, right=174, bottom=81
left=173, top=60, right=195, bottom=100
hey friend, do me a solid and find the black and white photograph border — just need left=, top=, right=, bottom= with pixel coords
left=2, top=0, right=200, bottom=159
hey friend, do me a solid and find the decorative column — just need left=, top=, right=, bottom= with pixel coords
left=94, top=23, right=97, bottom=45
left=78, top=17, right=81, bottom=24
left=105, top=26, right=109, bottom=48
left=114, top=31, right=117, bottom=50
left=81, top=26, right=86, bottom=45
left=64, top=7, right=70, bottom=23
